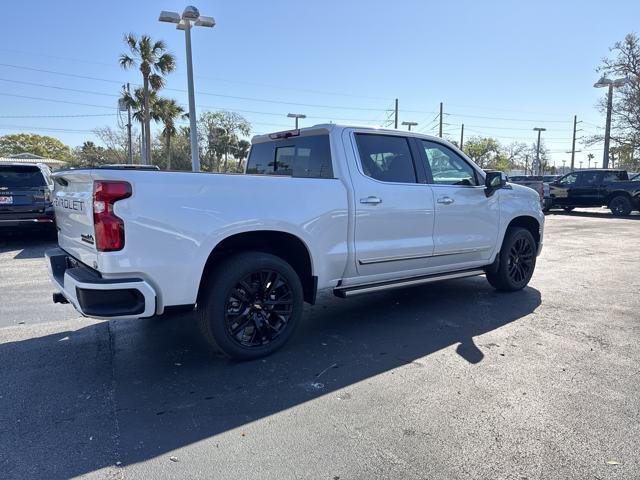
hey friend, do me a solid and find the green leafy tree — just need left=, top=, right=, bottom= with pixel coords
left=584, top=33, right=640, bottom=170
left=198, top=111, right=251, bottom=172
left=155, top=98, right=185, bottom=170
left=462, top=137, right=503, bottom=169
left=119, top=34, right=176, bottom=165
left=0, top=133, right=71, bottom=159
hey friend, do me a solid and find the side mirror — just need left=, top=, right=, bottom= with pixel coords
left=485, top=171, right=507, bottom=196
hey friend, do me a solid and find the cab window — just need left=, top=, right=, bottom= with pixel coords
left=578, top=171, right=599, bottom=186
left=421, top=141, right=479, bottom=186
left=354, top=134, right=417, bottom=183
left=601, top=171, right=626, bottom=183
left=558, top=173, right=578, bottom=186
left=246, top=134, right=333, bottom=179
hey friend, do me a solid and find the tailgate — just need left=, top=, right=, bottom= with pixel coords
left=52, top=171, right=98, bottom=267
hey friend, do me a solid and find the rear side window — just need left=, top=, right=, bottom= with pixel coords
left=0, top=166, right=46, bottom=188
left=578, top=171, right=599, bottom=186
left=354, top=134, right=417, bottom=183
left=602, top=171, right=626, bottom=183
left=246, top=135, right=333, bottom=179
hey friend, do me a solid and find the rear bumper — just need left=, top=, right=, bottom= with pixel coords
left=46, top=247, right=157, bottom=320
left=0, top=210, right=55, bottom=228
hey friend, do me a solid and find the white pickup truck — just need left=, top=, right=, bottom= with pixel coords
left=47, top=124, right=544, bottom=359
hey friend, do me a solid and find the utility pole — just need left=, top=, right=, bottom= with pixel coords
left=533, top=127, right=546, bottom=176
left=562, top=160, right=566, bottom=174
left=438, top=102, right=443, bottom=138
left=460, top=123, right=464, bottom=150
left=524, top=155, right=529, bottom=175
left=570, top=115, right=577, bottom=171
left=394, top=98, right=398, bottom=129
left=602, top=83, right=613, bottom=169
left=126, top=83, right=133, bottom=164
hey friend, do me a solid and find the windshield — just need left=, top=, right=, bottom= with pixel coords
left=0, top=165, right=46, bottom=188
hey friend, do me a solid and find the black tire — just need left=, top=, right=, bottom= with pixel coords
left=197, top=252, right=304, bottom=360
left=609, top=195, right=632, bottom=216
left=486, top=227, right=537, bottom=292
left=562, top=206, right=574, bottom=212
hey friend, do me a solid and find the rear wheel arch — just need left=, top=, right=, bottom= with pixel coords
left=605, top=190, right=632, bottom=205
left=197, top=230, right=316, bottom=305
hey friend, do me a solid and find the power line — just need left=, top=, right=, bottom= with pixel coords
left=0, top=113, right=117, bottom=119
left=0, top=62, right=388, bottom=111
left=0, top=92, right=113, bottom=109
left=0, top=77, right=119, bottom=97
left=0, top=124, right=94, bottom=133
left=0, top=49, right=392, bottom=101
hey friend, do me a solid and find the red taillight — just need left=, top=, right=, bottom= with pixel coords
left=93, top=181, right=132, bottom=252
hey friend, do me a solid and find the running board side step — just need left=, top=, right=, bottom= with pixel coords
left=333, top=268, right=486, bottom=298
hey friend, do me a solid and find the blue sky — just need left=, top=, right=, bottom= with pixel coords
left=0, top=0, right=638, bottom=167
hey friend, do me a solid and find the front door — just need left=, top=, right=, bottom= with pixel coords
left=347, top=132, right=436, bottom=276
left=550, top=172, right=578, bottom=206
left=419, top=140, right=500, bottom=266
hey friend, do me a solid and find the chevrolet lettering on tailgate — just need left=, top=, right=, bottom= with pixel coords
left=54, top=198, right=85, bottom=212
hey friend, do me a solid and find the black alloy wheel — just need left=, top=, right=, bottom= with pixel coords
left=609, top=195, right=632, bottom=216
left=197, top=252, right=304, bottom=360
left=485, top=227, right=537, bottom=291
left=506, top=236, right=534, bottom=285
left=224, top=269, right=294, bottom=348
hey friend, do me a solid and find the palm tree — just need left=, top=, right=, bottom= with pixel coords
left=119, top=86, right=161, bottom=162
left=119, top=34, right=175, bottom=164
left=155, top=98, right=185, bottom=170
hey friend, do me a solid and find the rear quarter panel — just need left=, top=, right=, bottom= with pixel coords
left=90, top=170, right=349, bottom=311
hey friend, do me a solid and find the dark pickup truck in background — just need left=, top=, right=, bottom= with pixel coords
left=0, top=163, right=56, bottom=230
left=548, top=169, right=640, bottom=216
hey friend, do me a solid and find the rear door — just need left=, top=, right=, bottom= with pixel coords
left=572, top=171, right=602, bottom=206
left=418, top=140, right=500, bottom=265
left=52, top=171, right=98, bottom=267
left=348, top=132, right=436, bottom=276
left=0, top=165, right=48, bottom=214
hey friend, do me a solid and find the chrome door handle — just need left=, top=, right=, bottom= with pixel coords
left=437, top=196, right=455, bottom=205
left=360, top=196, right=382, bottom=205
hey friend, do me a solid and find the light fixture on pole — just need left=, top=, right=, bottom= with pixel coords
left=401, top=121, right=418, bottom=131
left=593, top=75, right=629, bottom=169
left=160, top=6, right=215, bottom=172
left=533, top=127, right=546, bottom=175
left=287, top=113, right=306, bottom=129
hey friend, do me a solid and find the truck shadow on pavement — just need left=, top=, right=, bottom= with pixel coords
left=0, top=277, right=540, bottom=479
left=0, top=228, right=57, bottom=259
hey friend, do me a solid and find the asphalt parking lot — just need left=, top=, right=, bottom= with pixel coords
left=1, top=209, right=639, bottom=480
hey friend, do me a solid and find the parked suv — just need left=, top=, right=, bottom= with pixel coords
left=0, top=163, right=55, bottom=230
left=549, top=169, right=640, bottom=216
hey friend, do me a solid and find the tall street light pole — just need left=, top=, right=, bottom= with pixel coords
left=533, top=127, right=546, bottom=176
left=594, top=76, right=629, bottom=169
left=160, top=7, right=215, bottom=172
left=401, top=121, right=418, bottom=131
left=287, top=113, right=306, bottom=129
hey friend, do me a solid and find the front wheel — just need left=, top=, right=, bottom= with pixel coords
left=486, top=227, right=537, bottom=291
left=197, top=252, right=304, bottom=360
left=609, top=195, right=632, bottom=216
